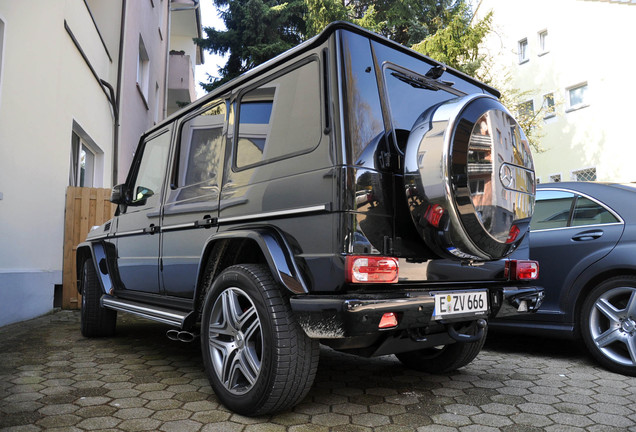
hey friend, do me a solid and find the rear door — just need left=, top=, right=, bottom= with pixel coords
left=529, top=188, right=624, bottom=318
left=160, top=101, right=227, bottom=298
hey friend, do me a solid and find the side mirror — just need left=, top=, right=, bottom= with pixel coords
left=130, top=186, right=154, bottom=206
left=110, top=184, right=126, bottom=205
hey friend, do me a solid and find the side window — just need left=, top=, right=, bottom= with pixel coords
left=572, top=197, right=618, bottom=226
left=235, top=60, right=321, bottom=169
left=130, top=130, right=171, bottom=207
left=530, top=190, right=575, bottom=230
left=176, top=102, right=226, bottom=190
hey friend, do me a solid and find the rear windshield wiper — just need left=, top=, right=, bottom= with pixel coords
left=390, top=68, right=464, bottom=96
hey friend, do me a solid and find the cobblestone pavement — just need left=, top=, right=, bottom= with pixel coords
left=2, top=310, right=636, bottom=432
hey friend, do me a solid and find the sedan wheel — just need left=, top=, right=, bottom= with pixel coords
left=581, top=276, right=636, bottom=376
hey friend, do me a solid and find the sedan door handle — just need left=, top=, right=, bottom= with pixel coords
left=572, top=230, right=603, bottom=241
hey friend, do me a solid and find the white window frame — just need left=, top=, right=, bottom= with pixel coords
left=518, top=38, right=529, bottom=64
left=550, top=173, right=562, bottom=183
left=538, top=29, right=549, bottom=56
left=543, top=92, right=555, bottom=119
left=566, top=82, right=589, bottom=112
left=571, top=167, right=597, bottom=182
left=137, top=35, right=150, bottom=105
left=70, top=121, right=104, bottom=188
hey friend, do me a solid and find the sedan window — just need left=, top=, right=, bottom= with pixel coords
left=571, top=197, right=619, bottom=226
left=531, top=190, right=620, bottom=231
left=530, top=190, right=575, bottom=230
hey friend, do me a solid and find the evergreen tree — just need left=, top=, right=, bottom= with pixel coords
left=305, top=0, right=465, bottom=45
left=196, top=0, right=306, bottom=91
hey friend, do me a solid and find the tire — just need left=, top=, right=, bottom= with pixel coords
left=201, top=264, right=320, bottom=416
left=580, top=276, right=636, bottom=376
left=395, top=322, right=486, bottom=373
left=80, top=258, right=117, bottom=337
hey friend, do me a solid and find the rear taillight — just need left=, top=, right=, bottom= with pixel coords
left=506, top=225, right=520, bottom=244
left=424, top=204, right=445, bottom=228
left=505, top=260, right=539, bottom=280
left=346, top=256, right=399, bottom=283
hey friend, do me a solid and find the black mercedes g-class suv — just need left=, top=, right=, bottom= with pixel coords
left=77, top=22, right=543, bottom=415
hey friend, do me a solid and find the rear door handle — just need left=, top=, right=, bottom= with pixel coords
left=572, top=230, right=603, bottom=241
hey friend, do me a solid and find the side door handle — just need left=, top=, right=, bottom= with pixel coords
left=194, top=215, right=217, bottom=229
left=143, top=224, right=159, bottom=234
left=572, top=230, right=603, bottom=241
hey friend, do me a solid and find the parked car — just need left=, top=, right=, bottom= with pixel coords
left=76, top=22, right=543, bottom=415
left=491, top=182, right=636, bottom=375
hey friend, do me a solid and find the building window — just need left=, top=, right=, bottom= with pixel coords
left=518, top=38, right=528, bottom=63
left=137, top=35, right=150, bottom=103
left=518, top=100, right=534, bottom=123
left=572, top=167, right=596, bottom=182
left=70, top=132, right=96, bottom=187
left=543, top=93, right=555, bottom=118
left=567, top=83, right=588, bottom=111
left=538, top=30, right=549, bottom=55
left=550, top=174, right=561, bottom=183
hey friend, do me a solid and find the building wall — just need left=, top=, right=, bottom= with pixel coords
left=476, top=0, right=636, bottom=183
left=117, top=0, right=169, bottom=182
left=0, top=0, right=201, bottom=327
left=0, top=0, right=115, bottom=325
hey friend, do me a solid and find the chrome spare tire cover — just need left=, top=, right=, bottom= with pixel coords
left=404, top=94, right=535, bottom=261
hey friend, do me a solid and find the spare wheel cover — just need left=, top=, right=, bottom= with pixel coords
left=403, top=94, right=535, bottom=261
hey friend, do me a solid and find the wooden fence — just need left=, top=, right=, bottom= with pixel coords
left=62, top=187, right=115, bottom=309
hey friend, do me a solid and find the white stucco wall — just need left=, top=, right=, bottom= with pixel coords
left=476, top=0, right=636, bottom=183
left=0, top=0, right=115, bottom=326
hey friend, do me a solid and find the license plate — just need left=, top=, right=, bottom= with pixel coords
left=432, top=291, right=488, bottom=320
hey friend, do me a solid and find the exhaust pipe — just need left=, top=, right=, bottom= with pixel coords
left=166, top=329, right=198, bottom=343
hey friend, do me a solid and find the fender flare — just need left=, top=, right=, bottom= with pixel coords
left=76, top=241, right=116, bottom=296
left=197, top=227, right=310, bottom=296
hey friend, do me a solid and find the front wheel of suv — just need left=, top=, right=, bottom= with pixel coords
left=201, top=264, right=320, bottom=416
left=395, top=323, right=486, bottom=373
left=80, top=258, right=117, bottom=337
left=581, top=276, right=636, bottom=376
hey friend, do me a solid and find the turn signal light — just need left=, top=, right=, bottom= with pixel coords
left=505, top=260, right=539, bottom=280
left=379, top=312, right=399, bottom=329
left=346, top=256, right=399, bottom=283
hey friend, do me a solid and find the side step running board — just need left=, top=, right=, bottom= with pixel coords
left=101, top=295, right=191, bottom=328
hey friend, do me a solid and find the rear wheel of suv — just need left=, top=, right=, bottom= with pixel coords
left=80, top=258, right=117, bottom=337
left=581, top=276, right=636, bottom=376
left=395, top=323, right=486, bottom=373
left=201, top=264, right=320, bottom=416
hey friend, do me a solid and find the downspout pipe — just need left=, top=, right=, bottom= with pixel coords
left=113, top=0, right=127, bottom=186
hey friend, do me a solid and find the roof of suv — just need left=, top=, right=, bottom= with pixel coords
left=154, top=21, right=500, bottom=134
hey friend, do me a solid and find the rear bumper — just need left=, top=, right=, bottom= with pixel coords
left=290, top=285, right=543, bottom=339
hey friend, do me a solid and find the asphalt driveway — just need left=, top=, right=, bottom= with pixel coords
left=1, top=310, right=635, bottom=431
